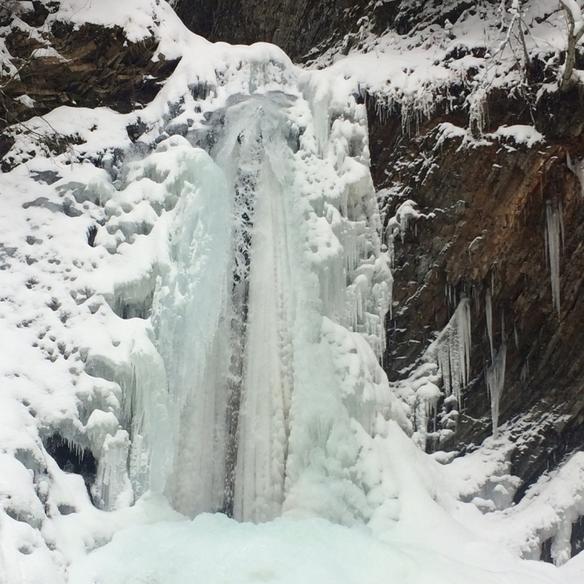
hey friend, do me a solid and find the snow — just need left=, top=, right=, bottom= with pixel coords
left=0, top=1, right=583, bottom=583
left=306, top=0, right=572, bottom=135
left=48, top=0, right=182, bottom=46
left=490, top=450, right=584, bottom=565
left=564, top=550, right=584, bottom=579
left=66, top=511, right=565, bottom=584
left=14, top=95, right=35, bottom=108
left=385, top=199, right=424, bottom=268
left=489, top=125, right=545, bottom=148
left=31, top=47, right=65, bottom=60
left=64, top=423, right=581, bottom=584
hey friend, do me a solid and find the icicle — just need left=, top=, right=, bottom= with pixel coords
left=94, top=430, right=133, bottom=511
left=435, top=298, right=472, bottom=405
left=486, top=342, right=506, bottom=437
left=545, top=202, right=563, bottom=316
left=468, top=87, right=487, bottom=136
left=485, top=288, right=494, bottom=361
left=413, top=381, right=441, bottom=449
left=520, top=358, right=529, bottom=384
left=486, top=312, right=507, bottom=436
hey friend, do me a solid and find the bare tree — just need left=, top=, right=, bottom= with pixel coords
left=493, top=0, right=532, bottom=80
left=514, top=1, right=532, bottom=75
left=559, top=0, right=584, bottom=89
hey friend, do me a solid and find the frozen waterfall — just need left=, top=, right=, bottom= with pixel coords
left=92, top=56, right=400, bottom=524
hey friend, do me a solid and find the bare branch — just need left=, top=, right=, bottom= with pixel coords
left=559, top=0, right=584, bottom=89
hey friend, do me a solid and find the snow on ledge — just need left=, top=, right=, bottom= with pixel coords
left=489, top=125, right=545, bottom=148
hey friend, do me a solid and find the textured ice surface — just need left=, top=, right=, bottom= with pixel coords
left=30, top=38, right=401, bottom=527
left=67, top=423, right=581, bottom=584
left=432, top=299, right=472, bottom=405
left=68, top=512, right=567, bottom=584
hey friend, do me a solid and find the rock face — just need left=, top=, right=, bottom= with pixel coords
left=172, top=0, right=369, bottom=61
left=172, top=0, right=480, bottom=61
left=368, top=87, right=584, bottom=496
left=0, top=2, right=178, bottom=162
left=2, top=23, right=173, bottom=118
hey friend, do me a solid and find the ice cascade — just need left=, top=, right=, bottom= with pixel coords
left=91, top=56, right=401, bottom=525
left=435, top=298, right=472, bottom=405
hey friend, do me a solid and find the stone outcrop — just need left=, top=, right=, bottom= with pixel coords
left=172, top=0, right=483, bottom=61
left=173, top=0, right=370, bottom=61
left=368, top=87, right=584, bottom=496
left=0, top=2, right=178, bottom=158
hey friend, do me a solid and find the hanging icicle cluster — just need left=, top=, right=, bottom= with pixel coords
left=436, top=298, right=472, bottom=405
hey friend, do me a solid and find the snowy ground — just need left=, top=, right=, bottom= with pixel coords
left=67, top=513, right=567, bottom=584
left=1, top=1, right=584, bottom=583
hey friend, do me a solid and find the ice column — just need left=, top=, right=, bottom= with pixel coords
left=151, top=146, right=234, bottom=517
left=485, top=293, right=507, bottom=436
left=485, top=288, right=494, bottom=361
left=232, top=131, right=294, bottom=523
left=486, top=342, right=507, bottom=436
left=545, top=202, right=564, bottom=316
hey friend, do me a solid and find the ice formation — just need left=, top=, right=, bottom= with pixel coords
left=65, top=46, right=401, bottom=525
left=485, top=293, right=507, bottom=436
left=545, top=202, right=564, bottom=316
left=434, top=298, right=472, bottom=405
left=486, top=288, right=494, bottom=361
left=486, top=343, right=507, bottom=436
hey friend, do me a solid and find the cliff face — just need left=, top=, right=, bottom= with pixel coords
left=171, top=0, right=476, bottom=61
left=172, top=0, right=370, bottom=61
left=0, top=2, right=177, bottom=165
left=368, top=89, right=584, bottom=496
